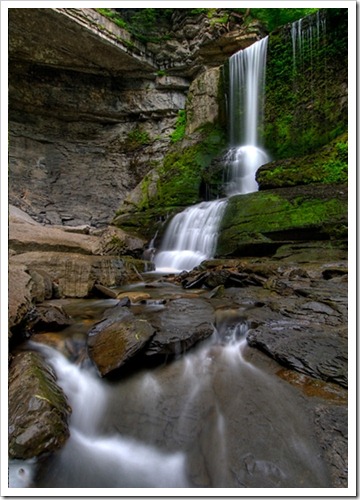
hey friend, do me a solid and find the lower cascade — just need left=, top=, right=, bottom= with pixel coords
left=154, top=200, right=227, bottom=272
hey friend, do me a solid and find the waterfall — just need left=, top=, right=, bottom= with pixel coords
left=154, top=37, right=269, bottom=272
left=224, top=36, right=269, bottom=196
left=154, top=200, right=227, bottom=272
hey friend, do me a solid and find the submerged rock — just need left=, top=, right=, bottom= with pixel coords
left=8, top=351, right=71, bottom=459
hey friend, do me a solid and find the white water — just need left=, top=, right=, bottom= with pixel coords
left=154, top=37, right=269, bottom=272
left=154, top=200, right=227, bottom=272
left=9, top=343, right=188, bottom=489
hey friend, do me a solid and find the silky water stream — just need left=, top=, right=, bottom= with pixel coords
left=9, top=278, right=332, bottom=489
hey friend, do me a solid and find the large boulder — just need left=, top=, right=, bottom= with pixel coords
left=8, top=264, right=33, bottom=336
left=8, top=350, right=71, bottom=459
left=87, top=306, right=155, bottom=376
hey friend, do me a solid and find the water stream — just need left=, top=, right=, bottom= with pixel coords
left=154, top=37, right=269, bottom=273
left=9, top=282, right=331, bottom=488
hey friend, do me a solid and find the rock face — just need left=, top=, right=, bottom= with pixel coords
left=8, top=205, right=153, bottom=342
left=8, top=8, right=262, bottom=228
left=8, top=350, right=71, bottom=459
left=144, top=298, right=215, bottom=358
left=87, top=296, right=215, bottom=375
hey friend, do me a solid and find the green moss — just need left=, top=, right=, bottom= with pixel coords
left=125, top=127, right=151, bottom=151
left=264, top=9, right=348, bottom=159
left=216, top=185, right=347, bottom=257
left=96, top=9, right=128, bottom=29
left=257, top=132, right=348, bottom=189
left=156, top=125, right=226, bottom=208
left=170, top=110, right=187, bottom=143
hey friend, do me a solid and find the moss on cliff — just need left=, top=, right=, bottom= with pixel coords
left=264, top=8, right=347, bottom=159
left=257, top=132, right=348, bottom=189
left=216, top=184, right=347, bottom=257
left=113, top=124, right=227, bottom=239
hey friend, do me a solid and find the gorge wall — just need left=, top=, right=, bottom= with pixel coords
left=8, top=8, right=261, bottom=227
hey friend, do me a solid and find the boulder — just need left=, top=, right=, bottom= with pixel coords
left=247, top=324, right=347, bottom=388
left=10, top=252, right=129, bottom=298
left=144, top=298, right=215, bottom=358
left=8, top=351, right=71, bottom=459
left=87, top=308, right=155, bottom=377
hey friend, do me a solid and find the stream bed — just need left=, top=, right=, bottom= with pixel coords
left=9, top=271, right=347, bottom=489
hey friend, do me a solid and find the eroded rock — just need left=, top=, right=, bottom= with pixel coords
left=8, top=350, right=71, bottom=459
left=87, top=308, right=155, bottom=376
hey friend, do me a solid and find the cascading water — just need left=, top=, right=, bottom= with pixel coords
left=224, top=36, right=269, bottom=195
left=154, top=37, right=269, bottom=272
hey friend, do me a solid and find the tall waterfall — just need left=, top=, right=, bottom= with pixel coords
left=154, top=37, right=269, bottom=272
left=225, top=36, right=269, bottom=195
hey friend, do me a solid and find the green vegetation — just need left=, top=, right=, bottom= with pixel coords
left=96, top=8, right=320, bottom=45
left=264, top=8, right=348, bottom=159
left=242, top=8, right=319, bottom=31
left=125, top=127, right=151, bottom=151
left=217, top=186, right=347, bottom=257
left=157, top=125, right=226, bottom=207
left=170, top=110, right=187, bottom=143
left=95, top=8, right=128, bottom=29
left=257, top=133, right=348, bottom=188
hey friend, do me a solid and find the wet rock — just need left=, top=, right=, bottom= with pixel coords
left=322, top=267, right=348, bottom=280
left=314, top=405, right=348, bottom=488
left=116, top=291, right=151, bottom=303
left=87, top=310, right=155, bottom=376
left=27, top=304, right=74, bottom=332
left=247, top=325, right=347, bottom=388
left=8, top=264, right=33, bottom=336
left=9, top=350, right=71, bottom=459
left=92, top=284, right=118, bottom=299
left=144, top=298, right=215, bottom=358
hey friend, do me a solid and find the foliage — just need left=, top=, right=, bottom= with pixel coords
left=264, top=8, right=348, bottom=159
left=170, top=110, right=187, bottom=143
left=245, top=8, right=319, bottom=31
left=125, top=128, right=151, bottom=151
left=257, top=133, right=348, bottom=188
left=95, top=9, right=128, bottom=29
left=96, top=8, right=321, bottom=45
left=217, top=188, right=347, bottom=256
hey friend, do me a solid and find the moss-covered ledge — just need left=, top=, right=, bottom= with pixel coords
left=256, top=132, right=348, bottom=190
left=216, top=183, right=347, bottom=257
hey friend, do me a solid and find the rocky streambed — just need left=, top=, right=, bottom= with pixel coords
left=8, top=213, right=348, bottom=488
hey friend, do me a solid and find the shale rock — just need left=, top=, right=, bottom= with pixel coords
left=143, top=297, right=215, bottom=358
left=247, top=325, right=347, bottom=388
left=216, top=184, right=347, bottom=258
left=87, top=308, right=155, bottom=376
left=313, top=404, right=348, bottom=488
left=8, top=350, right=71, bottom=459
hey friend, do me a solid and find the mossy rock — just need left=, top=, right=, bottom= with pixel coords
left=113, top=125, right=227, bottom=240
left=257, top=132, right=348, bottom=189
left=264, top=8, right=348, bottom=159
left=9, top=351, right=71, bottom=459
left=216, top=184, right=347, bottom=257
